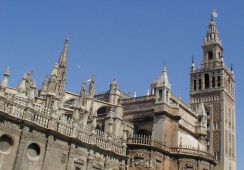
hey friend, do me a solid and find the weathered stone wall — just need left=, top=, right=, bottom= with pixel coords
left=0, top=115, right=126, bottom=170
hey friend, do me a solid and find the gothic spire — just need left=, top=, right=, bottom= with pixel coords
left=58, top=39, right=69, bottom=98
left=59, top=39, right=69, bottom=68
left=46, top=39, right=69, bottom=98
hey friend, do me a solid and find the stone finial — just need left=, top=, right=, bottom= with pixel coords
left=157, top=65, right=171, bottom=89
left=197, top=103, right=207, bottom=117
left=17, top=73, right=27, bottom=92
left=88, top=75, right=95, bottom=97
left=80, top=81, right=86, bottom=100
left=28, top=80, right=36, bottom=100
left=40, top=78, right=48, bottom=96
left=1, top=67, right=10, bottom=88
left=191, top=56, right=195, bottom=71
left=111, top=78, right=118, bottom=87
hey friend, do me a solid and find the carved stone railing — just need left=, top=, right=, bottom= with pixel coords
left=192, top=63, right=232, bottom=76
left=33, top=103, right=48, bottom=115
left=95, top=129, right=107, bottom=138
left=121, top=95, right=155, bottom=105
left=94, top=91, right=109, bottom=101
left=170, top=146, right=215, bottom=160
left=128, top=134, right=170, bottom=152
left=112, top=136, right=123, bottom=144
left=32, top=111, right=50, bottom=128
left=57, top=118, right=73, bottom=136
left=0, top=94, right=126, bottom=156
left=127, top=135, right=215, bottom=162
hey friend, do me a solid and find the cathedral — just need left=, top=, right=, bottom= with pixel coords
left=0, top=11, right=236, bottom=170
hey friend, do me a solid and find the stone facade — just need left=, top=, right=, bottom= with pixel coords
left=0, top=11, right=236, bottom=170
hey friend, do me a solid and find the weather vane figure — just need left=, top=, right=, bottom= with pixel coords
left=211, top=10, right=218, bottom=21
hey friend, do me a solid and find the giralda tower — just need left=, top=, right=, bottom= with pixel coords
left=190, top=11, right=236, bottom=170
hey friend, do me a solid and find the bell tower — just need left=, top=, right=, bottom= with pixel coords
left=190, top=11, right=236, bottom=170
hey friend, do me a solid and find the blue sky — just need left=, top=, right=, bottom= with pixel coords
left=0, top=1, right=243, bottom=168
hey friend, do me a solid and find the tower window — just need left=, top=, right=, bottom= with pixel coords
left=159, top=89, right=162, bottom=101
left=199, top=79, right=202, bottom=90
left=193, top=80, right=197, bottom=90
left=212, top=77, right=216, bottom=88
left=166, top=90, right=169, bottom=102
left=217, top=76, right=221, bottom=87
left=218, top=52, right=222, bottom=59
left=208, top=51, right=213, bottom=60
left=204, top=74, right=210, bottom=89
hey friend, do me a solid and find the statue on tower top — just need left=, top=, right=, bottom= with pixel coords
left=211, top=10, right=218, bottom=21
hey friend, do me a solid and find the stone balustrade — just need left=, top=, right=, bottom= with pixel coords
left=0, top=93, right=126, bottom=156
left=112, top=136, right=123, bottom=144
left=95, top=129, right=107, bottom=138
left=127, top=134, right=215, bottom=161
left=57, top=119, right=73, bottom=136
left=192, top=63, right=232, bottom=75
left=120, top=95, right=155, bottom=105
left=32, top=112, right=49, bottom=128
